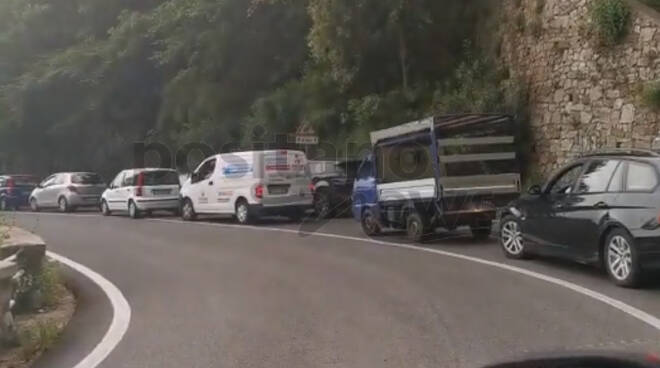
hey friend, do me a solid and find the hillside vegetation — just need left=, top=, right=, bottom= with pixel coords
left=0, top=0, right=518, bottom=176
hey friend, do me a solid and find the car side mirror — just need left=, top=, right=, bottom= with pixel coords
left=527, top=184, right=542, bottom=195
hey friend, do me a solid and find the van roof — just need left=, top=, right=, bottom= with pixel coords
left=211, top=150, right=306, bottom=159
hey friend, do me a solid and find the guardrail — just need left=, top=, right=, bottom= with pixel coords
left=0, top=226, right=46, bottom=345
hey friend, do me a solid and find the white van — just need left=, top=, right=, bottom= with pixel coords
left=101, top=168, right=181, bottom=219
left=180, top=150, right=313, bottom=224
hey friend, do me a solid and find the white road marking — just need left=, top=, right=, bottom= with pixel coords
left=151, top=218, right=660, bottom=332
left=47, top=251, right=132, bottom=368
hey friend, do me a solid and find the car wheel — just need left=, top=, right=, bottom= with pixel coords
left=500, top=216, right=527, bottom=259
left=58, top=197, right=70, bottom=213
left=30, top=198, right=40, bottom=212
left=128, top=200, right=141, bottom=219
left=101, top=200, right=111, bottom=216
left=604, top=228, right=641, bottom=287
left=361, top=208, right=381, bottom=237
left=470, top=219, right=492, bottom=241
left=181, top=199, right=196, bottom=221
left=406, top=211, right=430, bottom=243
left=235, top=199, right=253, bottom=225
left=314, top=189, right=332, bottom=219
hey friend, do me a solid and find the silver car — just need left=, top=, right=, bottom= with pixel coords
left=30, top=172, right=106, bottom=212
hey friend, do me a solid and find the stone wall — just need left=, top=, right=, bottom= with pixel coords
left=499, top=0, right=660, bottom=175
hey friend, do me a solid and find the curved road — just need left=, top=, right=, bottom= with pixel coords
left=8, top=212, right=660, bottom=368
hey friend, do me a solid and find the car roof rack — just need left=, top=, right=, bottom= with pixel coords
left=581, top=148, right=660, bottom=158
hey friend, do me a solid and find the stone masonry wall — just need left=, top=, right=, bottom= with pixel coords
left=500, top=0, right=660, bottom=175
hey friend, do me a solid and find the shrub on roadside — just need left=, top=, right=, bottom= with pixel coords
left=19, top=320, right=60, bottom=361
left=15, top=260, right=64, bottom=313
left=642, top=81, right=660, bottom=110
left=590, top=0, right=631, bottom=45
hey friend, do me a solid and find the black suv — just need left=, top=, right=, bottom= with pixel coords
left=499, top=150, right=660, bottom=287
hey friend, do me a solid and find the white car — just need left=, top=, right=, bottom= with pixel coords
left=101, top=168, right=181, bottom=219
left=180, top=150, right=313, bottom=224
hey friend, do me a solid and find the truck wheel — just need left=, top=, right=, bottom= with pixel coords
left=470, top=220, right=492, bottom=241
left=406, top=211, right=430, bottom=243
left=361, top=208, right=381, bottom=236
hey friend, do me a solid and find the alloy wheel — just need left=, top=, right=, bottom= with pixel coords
left=183, top=201, right=194, bottom=220
left=501, top=221, right=523, bottom=255
left=607, top=235, right=633, bottom=281
left=236, top=203, right=249, bottom=224
left=59, top=198, right=67, bottom=212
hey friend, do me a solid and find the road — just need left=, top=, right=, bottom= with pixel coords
left=7, top=211, right=660, bottom=368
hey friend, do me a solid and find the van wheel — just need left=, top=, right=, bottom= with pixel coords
left=58, top=197, right=70, bottom=213
left=181, top=199, right=196, bottom=221
left=361, top=208, right=381, bottom=236
left=30, top=198, right=40, bottom=212
left=101, top=200, right=111, bottom=216
left=235, top=200, right=254, bottom=225
left=128, top=200, right=141, bottom=219
left=604, top=228, right=641, bottom=288
left=406, top=211, right=430, bottom=243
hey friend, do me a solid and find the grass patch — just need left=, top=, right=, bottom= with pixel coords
left=590, top=0, right=631, bottom=46
left=18, top=320, right=60, bottom=361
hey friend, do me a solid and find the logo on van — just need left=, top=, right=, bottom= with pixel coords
left=223, top=164, right=253, bottom=176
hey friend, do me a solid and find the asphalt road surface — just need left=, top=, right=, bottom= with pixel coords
left=8, top=211, right=660, bottom=368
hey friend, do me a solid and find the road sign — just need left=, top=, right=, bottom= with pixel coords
left=294, top=122, right=319, bottom=145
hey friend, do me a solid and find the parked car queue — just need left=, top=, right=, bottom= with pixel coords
left=3, top=148, right=660, bottom=288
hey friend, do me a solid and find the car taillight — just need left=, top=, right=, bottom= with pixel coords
left=6, top=179, right=14, bottom=195
left=67, top=185, right=78, bottom=193
left=255, top=184, right=264, bottom=199
left=135, top=172, right=144, bottom=197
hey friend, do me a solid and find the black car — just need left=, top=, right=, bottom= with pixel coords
left=499, top=150, right=660, bottom=287
left=0, top=175, right=40, bottom=211
left=311, top=159, right=362, bottom=218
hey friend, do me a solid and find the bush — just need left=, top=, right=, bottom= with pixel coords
left=19, top=320, right=60, bottom=361
left=642, top=82, right=660, bottom=110
left=590, top=0, right=631, bottom=45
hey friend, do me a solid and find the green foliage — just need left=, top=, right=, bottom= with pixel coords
left=590, top=0, right=631, bottom=46
left=36, top=260, right=65, bottom=308
left=19, top=320, right=61, bottom=361
left=642, top=81, right=660, bottom=110
left=0, top=0, right=499, bottom=174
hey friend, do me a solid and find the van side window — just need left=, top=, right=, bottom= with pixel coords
left=194, top=159, right=216, bottom=183
left=111, top=172, right=125, bottom=188
left=122, top=172, right=135, bottom=187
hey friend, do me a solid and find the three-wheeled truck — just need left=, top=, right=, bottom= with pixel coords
left=351, top=114, right=522, bottom=242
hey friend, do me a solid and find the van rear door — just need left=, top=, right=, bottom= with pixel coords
left=262, top=151, right=312, bottom=207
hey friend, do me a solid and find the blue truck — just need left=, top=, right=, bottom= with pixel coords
left=352, top=114, right=522, bottom=242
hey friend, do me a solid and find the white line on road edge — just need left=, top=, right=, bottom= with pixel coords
left=152, top=218, right=660, bottom=332
left=47, top=251, right=132, bottom=368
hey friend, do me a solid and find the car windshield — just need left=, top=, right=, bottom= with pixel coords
left=142, top=171, right=180, bottom=186
left=71, top=173, right=103, bottom=185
